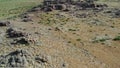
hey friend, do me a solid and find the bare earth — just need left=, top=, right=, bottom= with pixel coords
left=0, top=1, right=120, bottom=68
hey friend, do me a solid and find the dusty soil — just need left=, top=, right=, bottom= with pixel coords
left=0, top=2, right=120, bottom=68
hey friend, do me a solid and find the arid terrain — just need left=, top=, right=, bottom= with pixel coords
left=0, top=0, right=120, bottom=68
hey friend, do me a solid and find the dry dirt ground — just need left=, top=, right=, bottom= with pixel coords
left=0, top=2, right=120, bottom=68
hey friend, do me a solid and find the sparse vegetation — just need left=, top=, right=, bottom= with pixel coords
left=93, top=38, right=107, bottom=43
left=92, top=36, right=111, bottom=43
left=0, top=0, right=120, bottom=68
left=68, top=41, right=71, bottom=43
left=113, top=36, right=120, bottom=41
left=38, top=12, right=71, bottom=25
left=76, top=38, right=81, bottom=41
left=68, top=29, right=76, bottom=31
left=0, top=0, right=42, bottom=19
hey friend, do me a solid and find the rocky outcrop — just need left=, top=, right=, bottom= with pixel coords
left=0, top=50, right=32, bottom=68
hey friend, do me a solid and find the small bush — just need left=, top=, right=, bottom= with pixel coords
left=92, top=37, right=110, bottom=43
left=68, top=29, right=76, bottom=31
left=68, top=41, right=71, bottom=43
left=113, top=36, right=120, bottom=41
left=99, top=39, right=107, bottom=42
left=76, top=39, right=81, bottom=41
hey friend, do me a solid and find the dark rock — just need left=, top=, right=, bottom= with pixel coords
left=54, top=4, right=66, bottom=10
left=6, top=28, right=27, bottom=38
left=11, top=37, right=29, bottom=45
left=104, top=10, right=112, bottom=13
left=96, top=4, right=108, bottom=8
left=30, top=0, right=108, bottom=13
left=0, top=21, right=10, bottom=27
left=61, top=62, right=68, bottom=68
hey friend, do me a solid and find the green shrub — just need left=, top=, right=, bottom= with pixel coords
left=76, top=39, right=81, bottom=41
left=99, top=39, right=107, bottom=42
left=68, top=29, right=76, bottom=31
left=113, top=36, right=120, bottom=41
